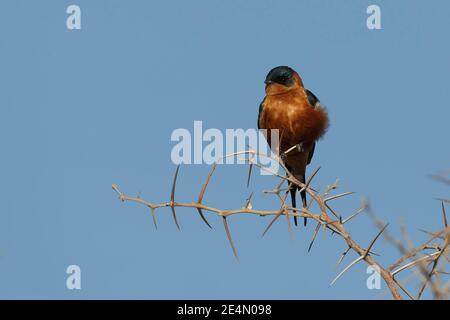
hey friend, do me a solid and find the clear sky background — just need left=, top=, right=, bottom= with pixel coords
left=0, top=0, right=449, bottom=299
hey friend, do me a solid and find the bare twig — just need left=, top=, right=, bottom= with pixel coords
left=170, top=165, right=181, bottom=230
left=113, top=150, right=449, bottom=300
left=196, top=163, right=216, bottom=229
left=223, top=216, right=238, bottom=260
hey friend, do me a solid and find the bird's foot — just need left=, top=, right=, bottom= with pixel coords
left=296, top=142, right=304, bottom=153
left=282, top=142, right=305, bottom=159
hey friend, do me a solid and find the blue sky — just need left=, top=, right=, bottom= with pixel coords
left=0, top=0, right=449, bottom=299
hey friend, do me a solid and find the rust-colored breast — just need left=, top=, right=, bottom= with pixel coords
left=259, top=88, right=329, bottom=152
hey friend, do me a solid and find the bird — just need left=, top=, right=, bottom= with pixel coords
left=258, top=66, right=329, bottom=226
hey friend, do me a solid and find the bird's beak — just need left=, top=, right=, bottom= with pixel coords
left=264, top=80, right=273, bottom=85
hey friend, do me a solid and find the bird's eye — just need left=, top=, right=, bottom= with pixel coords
left=279, top=75, right=289, bottom=83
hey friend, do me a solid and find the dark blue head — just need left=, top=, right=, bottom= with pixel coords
left=264, top=66, right=296, bottom=87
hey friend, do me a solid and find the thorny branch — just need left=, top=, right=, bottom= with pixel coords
left=112, top=150, right=449, bottom=300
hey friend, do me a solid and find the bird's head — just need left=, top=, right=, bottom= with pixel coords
left=264, top=66, right=303, bottom=95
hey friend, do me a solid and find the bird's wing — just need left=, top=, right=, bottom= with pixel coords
left=307, top=142, right=315, bottom=165
left=305, top=89, right=319, bottom=108
left=305, top=89, right=320, bottom=165
left=257, top=97, right=265, bottom=130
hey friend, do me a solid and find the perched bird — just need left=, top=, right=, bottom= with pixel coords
left=258, top=66, right=329, bottom=226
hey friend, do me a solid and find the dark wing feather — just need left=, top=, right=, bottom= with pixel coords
left=307, top=142, right=315, bottom=165
left=305, top=89, right=319, bottom=165
left=305, top=89, right=319, bottom=108
left=257, top=98, right=265, bottom=130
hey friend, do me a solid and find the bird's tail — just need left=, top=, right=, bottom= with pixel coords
left=289, top=186, right=298, bottom=226
left=300, top=183, right=307, bottom=226
left=290, top=175, right=308, bottom=226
